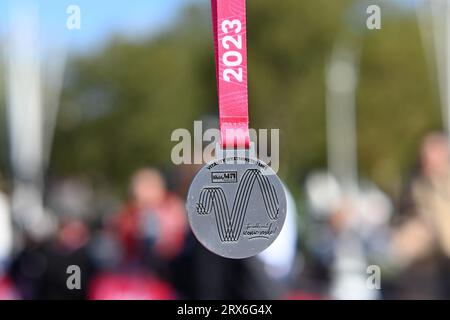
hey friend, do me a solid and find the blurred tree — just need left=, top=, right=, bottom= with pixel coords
left=357, top=8, right=441, bottom=194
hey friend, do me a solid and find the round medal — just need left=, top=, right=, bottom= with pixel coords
left=187, top=153, right=287, bottom=259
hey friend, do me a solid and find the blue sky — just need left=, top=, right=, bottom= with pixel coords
left=0, top=0, right=194, bottom=51
left=0, top=0, right=415, bottom=52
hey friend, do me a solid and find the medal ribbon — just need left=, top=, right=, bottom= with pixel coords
left=211, top=0, right=250, bottom=149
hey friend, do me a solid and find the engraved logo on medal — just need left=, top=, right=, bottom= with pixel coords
left=196, top=169, right=280, bottom=243
left=211, top=171, right=238, bottom=183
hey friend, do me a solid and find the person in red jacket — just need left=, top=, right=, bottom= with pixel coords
left=116, top=168, right=187, bottom=264
left=88, top=168, right=186, bottom=300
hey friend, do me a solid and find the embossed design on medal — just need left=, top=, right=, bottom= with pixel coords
left=196, top=169, right=279, bottom=242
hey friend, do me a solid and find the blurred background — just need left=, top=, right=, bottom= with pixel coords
left=0, top=0, right=450, bottom=299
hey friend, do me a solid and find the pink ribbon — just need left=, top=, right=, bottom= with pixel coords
left=211, top=0, right=250, bottom=149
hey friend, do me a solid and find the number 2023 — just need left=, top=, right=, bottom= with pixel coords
left=221, top=19, right=244, bottom=83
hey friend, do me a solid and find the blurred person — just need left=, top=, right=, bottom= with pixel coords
left=115, top=168, right=187, bottom=264
left=87, top=219, right=175, bottom=300
left=9, top=178, right=97, bottom=300
left=89, top=168, right=185, bottom=299
left=37, top=218, right=94, bottom=299
left=87, top=219, right=173, bottom=300
left=305, top=172, right=393, bottom=299
left=9, top=217, right=94, bottom=300
left=329, top=186, right=391, bottom=300
left=391, top=132, right=450, bottom=299
left=88, top=220, right=124, bottom=273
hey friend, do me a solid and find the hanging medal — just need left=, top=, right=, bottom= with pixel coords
left=186, top=0, right=287, bottom=259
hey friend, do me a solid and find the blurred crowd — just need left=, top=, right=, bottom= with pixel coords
left=1, top=131, right=450, bottom=300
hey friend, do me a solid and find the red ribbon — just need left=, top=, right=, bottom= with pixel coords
left=211, top=0, right=250, bottom=149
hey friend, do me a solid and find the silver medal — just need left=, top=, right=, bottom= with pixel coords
left=186, top=145, right=287, bottom=259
